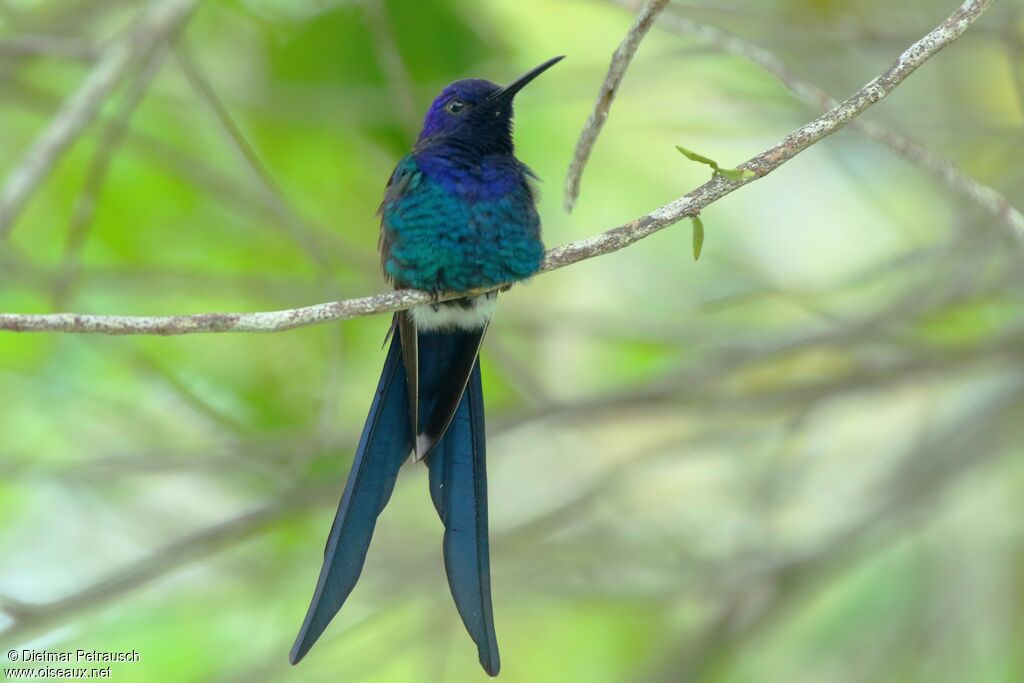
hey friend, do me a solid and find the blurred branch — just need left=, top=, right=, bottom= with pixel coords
left=494, top=251, right=1022, bottom=431
left=51, top=41, right=172, bottom=308
left=126, top=349, right=254, bottom=436
left=0, top=34, right=99, bottom=61
left=0, top=594, right=31, bottom=620
left=0, top=485, right=338, bottom=642
left=0, top=425, right=712, bottom=643
left=617, top=0, right=1024, bottom=240
left=363, top=0, right=420, bottom=136
left=497, top=322, right=1024, bottom=435
left=654, top=382, right=1024, bottom=681
left=0, top=0, right=202, bottom=238
left=172, top=40, right=345, bottom=275
left=7, top=376, right=1019, bottom=646
left=1, top=76, right=376, bottom=273
left=564, top=0, right=670, bottom=212
left=0, top=0, right=19, bottom=25
left=0, top=0, right=995, bottom=335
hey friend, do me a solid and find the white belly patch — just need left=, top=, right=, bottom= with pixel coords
left=411, top=294, right=497, bottom=331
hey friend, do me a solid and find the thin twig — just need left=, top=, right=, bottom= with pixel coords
left=620, top=0, right=1024, bottom=239
left=0, top=0, right=995, bottom=335
left=0, top=0, right=202, bottom=238
left=563, top=0, right=670, bottom=212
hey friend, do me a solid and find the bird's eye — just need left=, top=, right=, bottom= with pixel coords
left=445, top=98, right=466, bottom=115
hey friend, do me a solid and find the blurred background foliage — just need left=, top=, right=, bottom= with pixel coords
left=1, top=0, right=1024, bottom=681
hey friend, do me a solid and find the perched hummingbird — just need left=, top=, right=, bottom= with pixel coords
left=290, top=56, right=563, bottom=677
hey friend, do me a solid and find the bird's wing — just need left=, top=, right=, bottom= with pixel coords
left=397, top=310, right=419, bottom=441
left=425, top=356, right=500, bottom=676
left=377, top=155, right=417, bottom=216
left=377, top=155, right=419, bottom=284
left=290, top=327, right=414, bottom=665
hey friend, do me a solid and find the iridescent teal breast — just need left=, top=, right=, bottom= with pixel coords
left=379, top=154, right=544, bottom=292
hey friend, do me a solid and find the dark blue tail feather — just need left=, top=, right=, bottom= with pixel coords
left=291, top=326, right=498, bottom=676
left=290, top=330, right=414, bottom=665
left=423, top=334, right=499, bottom=676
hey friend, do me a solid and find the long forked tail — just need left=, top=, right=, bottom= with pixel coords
left=419, top=331, right=500, bottom=676
left=289, top=327, right=414, bottom=665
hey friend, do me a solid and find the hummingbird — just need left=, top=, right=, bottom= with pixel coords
left=289, top=55, right=563, bottom=677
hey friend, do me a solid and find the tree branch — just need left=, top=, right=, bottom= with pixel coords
left=617, top=0, right=1024, bottom=239
left=0, top=0, right=203, bottom=238
left=0, top=0, right=994, bottom=335
left=563, top=0, right=669, bottom=212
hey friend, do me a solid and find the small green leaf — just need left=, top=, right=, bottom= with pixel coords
left=691, top=215, right=704, bottom=261
left=676, top=145, right=720, bottom=171
left=677, top=144, right=753, bottom=182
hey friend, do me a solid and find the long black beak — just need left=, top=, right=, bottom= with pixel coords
left=492, top=55, right=564, bottom=102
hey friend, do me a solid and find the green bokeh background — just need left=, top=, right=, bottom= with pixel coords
left=2, top=0, right=1023, bottom=681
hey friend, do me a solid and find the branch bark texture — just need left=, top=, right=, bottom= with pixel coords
left=632, top=0, right=1024, bottom=240
left=0, top=0, right=995, bottom=336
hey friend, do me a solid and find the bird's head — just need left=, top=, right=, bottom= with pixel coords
left=417, top=56, right=563, bottom=154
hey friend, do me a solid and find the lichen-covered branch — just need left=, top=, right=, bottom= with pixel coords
left=0, top=0, right=994, bottom=336
left=621, top=0, right=1024, bottom=239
